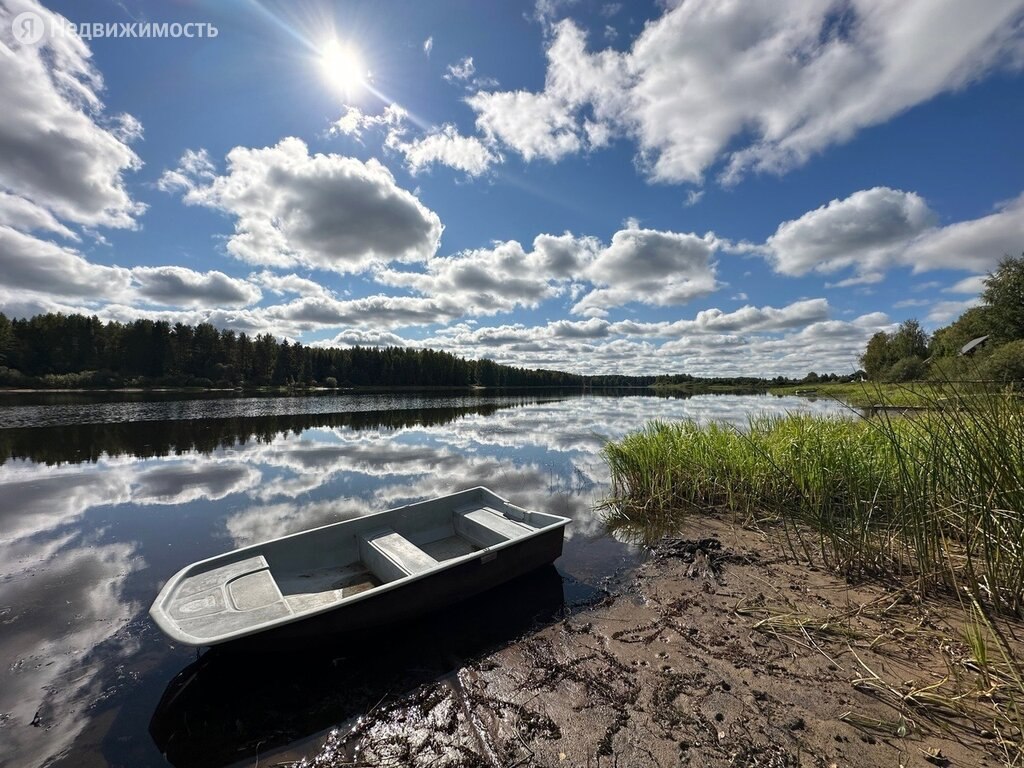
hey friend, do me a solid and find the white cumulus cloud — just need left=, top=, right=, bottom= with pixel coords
left=466, top=2, right=1024, bottom=184
left=0, top=0, right=145, bottom=229
left=131, top=266, right=262, bottom=308
left=573, top=224, right=720, bottom=315
left=766, top=187, right=936, bottom=277
left=761, top=187, right=1024, bottom=283
left=163, top=138, right=443, bottom=273
left=389, top=125, right=500, bottom=177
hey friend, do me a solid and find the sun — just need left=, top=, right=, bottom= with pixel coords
left=320, top=39, right=365, bottom=95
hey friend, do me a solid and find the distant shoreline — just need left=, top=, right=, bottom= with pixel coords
left=0, top=383, right=658, bottom=395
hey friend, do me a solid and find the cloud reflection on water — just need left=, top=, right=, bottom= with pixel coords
left=0, top=536, right=141, bottom=768
left=0, top=393, right=850, bottom=766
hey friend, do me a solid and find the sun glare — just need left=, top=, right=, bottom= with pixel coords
left=320, top=39, right=365, bottom=95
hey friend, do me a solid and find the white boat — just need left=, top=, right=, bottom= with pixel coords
left=150, top=487, right=570, bottom=646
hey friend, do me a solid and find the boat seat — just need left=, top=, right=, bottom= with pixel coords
left=359, top=528, right=438, bottom=582
left=455, top=506, right=533, bottom=547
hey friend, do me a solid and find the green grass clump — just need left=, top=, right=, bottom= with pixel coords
left=600, top=390, right=1024, bottom=615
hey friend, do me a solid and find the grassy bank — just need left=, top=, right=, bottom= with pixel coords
left=767, top=380, right=1003, bottom=407
left=600, top=389, right=1024, bottom=759
left=767, top=380, right=940, bottom=406
left=649, top=382, right=768, bottom=395
left=601, top=396, right=1024, bottom=611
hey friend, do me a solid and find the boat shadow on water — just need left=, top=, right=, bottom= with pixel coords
left=148, top=565, right=580, bottom=768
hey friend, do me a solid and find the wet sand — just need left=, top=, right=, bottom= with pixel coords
left=288, top=518, right=1013, bottom=767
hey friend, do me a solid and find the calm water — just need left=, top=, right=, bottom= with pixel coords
left=0, top=391, right=849, bottom=768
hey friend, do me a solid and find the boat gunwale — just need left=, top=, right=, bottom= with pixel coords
left=150, top=486, right=570, bottom=645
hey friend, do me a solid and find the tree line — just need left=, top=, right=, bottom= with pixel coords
left=860, top=254, right=1024, bottom=383
left=0, top=308, right=876, bottom=391
left=0, top=313, right=629, bottom=389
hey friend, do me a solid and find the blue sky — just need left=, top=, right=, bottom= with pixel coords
left=1, top=0, right=1023, bottom=376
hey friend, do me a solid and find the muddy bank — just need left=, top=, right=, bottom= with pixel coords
left=283, top=518, right=1020, bottom=768
left=155, top=520, right=1018, bottom=768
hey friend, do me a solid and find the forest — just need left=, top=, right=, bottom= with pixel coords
left=0, top=312, right=655, bottom=389
left=859, top=254, right=1024, bottom=383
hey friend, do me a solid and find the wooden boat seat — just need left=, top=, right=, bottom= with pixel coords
left=359, top=528, right=438, bottom=582
left=455, top=506, right=532, bottom=547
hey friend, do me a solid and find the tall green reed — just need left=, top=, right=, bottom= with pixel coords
left=600, top=387, right=1024, bottom=615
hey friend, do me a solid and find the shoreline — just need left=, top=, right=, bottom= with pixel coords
left=273, top=518, right=1006, bottom=767
left=0, top=384, right=657, bottom=395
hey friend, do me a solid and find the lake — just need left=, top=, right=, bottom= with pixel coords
left=0, top=391, right=850, bottom=768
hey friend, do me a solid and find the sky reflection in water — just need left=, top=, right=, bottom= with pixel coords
left=0, top=392, right=850, bottom=768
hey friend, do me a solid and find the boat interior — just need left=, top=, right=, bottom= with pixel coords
left=273, top=500, right=544, bottom=613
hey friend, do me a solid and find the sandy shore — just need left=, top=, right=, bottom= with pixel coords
left=272, top=517, right=1018, bottom=768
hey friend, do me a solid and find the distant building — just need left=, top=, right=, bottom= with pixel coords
left=959, top=335, right=991, bottom=356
